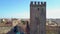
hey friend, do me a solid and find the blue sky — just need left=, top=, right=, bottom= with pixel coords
left=0, top=0, right=60, bottom=19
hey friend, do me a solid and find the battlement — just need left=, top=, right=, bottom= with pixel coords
left=30, top=1, right=46, bottom=7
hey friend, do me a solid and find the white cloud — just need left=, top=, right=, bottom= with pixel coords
left=10, top=11, right=30, bottom=18
left=47, top=8, right=60, bottom=18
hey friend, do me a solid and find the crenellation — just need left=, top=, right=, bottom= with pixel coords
left=34, top=1, right=36, bottom=5
left=30, top=1, right=46, bottom=7
left=38, top=2, right=40, bottom=5
left=44, top=2, right=46, bottom=6
left=30, top=1, right=33, bottom=5
left=41, top=2, right=44, bottom=5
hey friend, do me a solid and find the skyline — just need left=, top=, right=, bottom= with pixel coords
left=0, top=0, right=60, bottom=19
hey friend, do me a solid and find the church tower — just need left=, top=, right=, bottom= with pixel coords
left=30, top=1, right=46, bottom=34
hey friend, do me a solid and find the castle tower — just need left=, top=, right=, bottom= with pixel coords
left=30, top=1, right=46, bottom=34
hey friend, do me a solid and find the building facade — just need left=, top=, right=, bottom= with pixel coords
left=30, top=1, right=46, bottom=34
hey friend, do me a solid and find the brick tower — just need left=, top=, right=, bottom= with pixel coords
left=30, top=1, right=46, bottom=34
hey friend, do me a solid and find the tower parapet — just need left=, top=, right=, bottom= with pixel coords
left=30, top=1, right=46, bottom=7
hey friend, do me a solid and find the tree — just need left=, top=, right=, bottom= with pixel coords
left=13, top=26, right=18, bottom=33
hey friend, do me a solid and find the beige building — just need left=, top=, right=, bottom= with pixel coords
left=11, top=18, right=19, bottom=26
left=0, top=18, right=12, bottom=34
left=46, top=19, right=58, bottom=34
